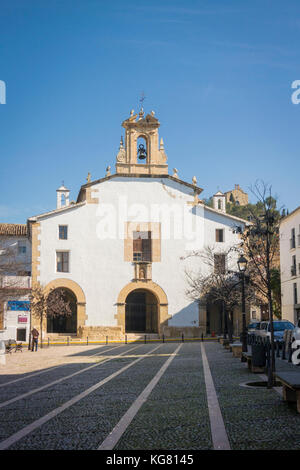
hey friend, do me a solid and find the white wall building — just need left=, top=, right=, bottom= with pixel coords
left=0, top=224, right=32, bottom=341
left=26, top=110, right=247, bottom=340
left=280, top=207, right=300, bottom=324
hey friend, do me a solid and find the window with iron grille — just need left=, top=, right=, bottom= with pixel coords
left=294, top=283, right=298, bottom=305
left=56, top=251, right=69, bottom=272
left=291, top=228, right=296, bottom=249
left=133, top=231, right=152, bottom=262
left=59, top=225, right=68, bottom=240
left=291, top=255, right=297, bottom=277
left=215, top=229, right=224, bottom=243
left=18, top=242, right=26, bottom=254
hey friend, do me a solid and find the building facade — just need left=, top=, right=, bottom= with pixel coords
left=280, top=207, right=300, bottom=324
left=0, top=224, right=32, bottom=341
left=25, top=110, right=248, bottom=340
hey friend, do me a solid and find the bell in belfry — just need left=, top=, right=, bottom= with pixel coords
left=137, top=143, right=147, bottom=160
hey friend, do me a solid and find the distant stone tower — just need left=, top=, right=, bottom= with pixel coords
left=116, top=109, right=168, bottom=175
left=225, top=184, right=248, bottom=206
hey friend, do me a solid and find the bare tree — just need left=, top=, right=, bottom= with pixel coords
left=235, top=180, right=281, bottom=387
left=29, top=285, right=72, bottom=347
left=184, top=246, right=255, bottom=342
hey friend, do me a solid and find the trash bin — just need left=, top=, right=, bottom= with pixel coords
left=0, top=340, right=6, bottom=365
left=252, top=343, right=266, bottom=367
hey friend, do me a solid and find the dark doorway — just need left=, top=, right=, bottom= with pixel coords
left=17, top=328, right=26, bottom=341
left=125, top=289, right=158, bottom=333
left=47, top=288, right=77, bottom=334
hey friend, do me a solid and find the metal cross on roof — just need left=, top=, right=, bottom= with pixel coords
left=139, top=91, right=146, bottom=108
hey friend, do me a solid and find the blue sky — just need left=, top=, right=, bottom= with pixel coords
left=1, top=0, right=300, bottom=223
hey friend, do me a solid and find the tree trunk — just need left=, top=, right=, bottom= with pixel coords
left=228, top=310, right=234, bottom=343
left=40, top=316, right=43, bottom=349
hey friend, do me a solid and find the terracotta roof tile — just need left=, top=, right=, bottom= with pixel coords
left=0, top=223, right=27, bottom=236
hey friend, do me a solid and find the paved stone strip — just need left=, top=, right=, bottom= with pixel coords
left=98, top=344, right=183, bottom=450
left=0, top=344, right=162, bottom=450
left=201, top=343, right=230, bottom=450
left=0, top=344, right=139, bottom=409
left=0, top=345, right=119, bottom=388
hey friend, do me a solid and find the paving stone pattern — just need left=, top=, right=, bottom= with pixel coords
left=0, top=342, right=300, bottom=450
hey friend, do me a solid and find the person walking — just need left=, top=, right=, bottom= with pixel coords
left=31, top=328, right=39, bottom=352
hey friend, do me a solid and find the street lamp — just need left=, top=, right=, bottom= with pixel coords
left=238, top=255, right=248, bottom=359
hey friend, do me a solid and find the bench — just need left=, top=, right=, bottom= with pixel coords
left=5, top=340, right=23, bottom=353
left=242, top=352, right=265, bottom=373
left=230, top=343, right=242, bottom=358
left=275, top=372, right=300, bottom=413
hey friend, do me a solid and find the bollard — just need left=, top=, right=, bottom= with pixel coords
left=182, top=333, right=184, bottom=343
left=87, top=336, right=88, bottom=346
left=125, top=335, right=127, bottom=344
left=48, top=338, right=50, bottom=347
left=201, top=332, right=204, bottom=342
left=144, top=335, right=147, bottom=344
left=162, top=334, right=165, bottom=343
left=276, top=341, right=280, bottom=358
left=288, top=341, right=292, bottom=363
left=106, top=336, right=108, bottom=345
left=266, top=340, right=271, bottom=371
left=282, top=340, right=286, bottom=360
left=67, top=337, right=69, bottom=346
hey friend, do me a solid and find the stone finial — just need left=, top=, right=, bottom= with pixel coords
left=116, top=136, right=126, bottom=162
left=173, top=168, right=178, bottom=178
left=86, top=172, right=91, bottom=183
left=106, top=166, right=111, bottom=177
left=160, top=137, right=164, bottom=150
left=192, top=176, right=197, bottom=185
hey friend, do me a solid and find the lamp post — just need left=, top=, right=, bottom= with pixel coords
left=238, top=254, right=248, bottom=359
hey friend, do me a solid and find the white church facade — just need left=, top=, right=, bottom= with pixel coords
left=26, top=110, right=247, bottom=340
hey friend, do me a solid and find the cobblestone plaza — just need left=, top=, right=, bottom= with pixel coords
left=0, top=341, right=300, bottom=450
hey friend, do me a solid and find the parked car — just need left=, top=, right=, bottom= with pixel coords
left=255, top=320, right=295, bottom=343
left=247, top=322, right=261, bottom=334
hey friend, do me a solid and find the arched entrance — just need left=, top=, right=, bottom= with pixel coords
left=43, top=279, right=86, bottom=336
left=116, top=281, right=169, bottom=335
left=47, top=288, right=77, bottom=334
left=125, top=289, right=158, bottom=333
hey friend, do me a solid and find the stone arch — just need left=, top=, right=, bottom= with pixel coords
left=44, top=279, right=86, bottom=335
left=116, top=281, right=169, bottom=334
left=136, top=133, right=149, bottom=163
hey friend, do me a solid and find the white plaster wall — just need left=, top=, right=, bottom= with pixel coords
left=37, top=177, right=244, bottom=328
left=280, top=211, right=300, bottom=323
left=0, top=236, right=31, bottom=274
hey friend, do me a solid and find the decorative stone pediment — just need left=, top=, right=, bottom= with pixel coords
left=116, top=109, right=168, bottom=175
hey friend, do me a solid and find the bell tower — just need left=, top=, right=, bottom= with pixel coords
left=116, top=109, right=168, bottom=175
